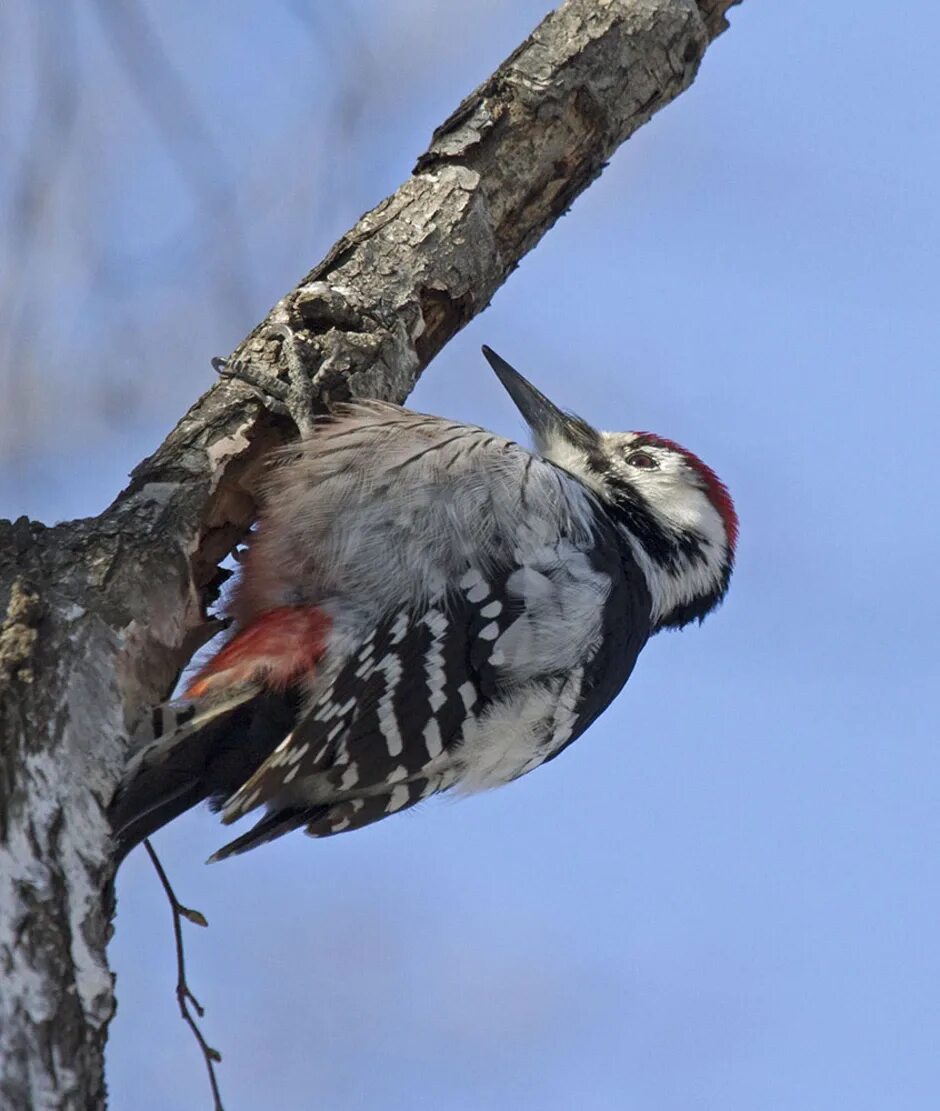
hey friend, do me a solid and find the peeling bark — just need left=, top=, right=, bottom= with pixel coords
left=0, top=1, right=742, bottom=1106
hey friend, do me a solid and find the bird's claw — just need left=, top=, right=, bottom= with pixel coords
left=213, top=325, right=318, bottom=437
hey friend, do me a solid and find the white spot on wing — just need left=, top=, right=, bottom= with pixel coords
left=390, top=609, right=410, bottom=643
left=422, top=609, right=449, bottom=637
left=286, top=742, right=310, bottom=766
left=320, top=700, right=340, bottom=722
left=374, top=650, right=404, bottom=755
left=424, top=718, right=443, bottom=759
left=421, top=611, right=448, bottom=719
left=387, top=785, right=410, bottom=812
left=459, top=568, right=484, bottom=592
left=378, top=705, right=403, bottom=755
left=466, top=581, right=489, bottom=603
left=355, top=653, right=375, bottom=678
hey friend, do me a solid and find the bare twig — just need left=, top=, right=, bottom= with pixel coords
left=143, top=839, right=224, bottom=1111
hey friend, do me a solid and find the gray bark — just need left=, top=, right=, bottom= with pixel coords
left=0, top=1, right=741, bottom=1106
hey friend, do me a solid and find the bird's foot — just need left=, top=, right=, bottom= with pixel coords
left=213, top=323, right=318, bottom=437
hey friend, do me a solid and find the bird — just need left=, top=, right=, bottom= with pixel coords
left=110, top=343, right=737, bottom=863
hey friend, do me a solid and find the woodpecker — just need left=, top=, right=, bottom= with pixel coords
left=111, top=344, right=737, bottom=862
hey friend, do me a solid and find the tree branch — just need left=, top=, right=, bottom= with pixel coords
left=0, top=2, right=742, bottom=1106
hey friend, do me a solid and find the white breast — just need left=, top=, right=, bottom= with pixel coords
left=450, top=667, right=586, bottom=793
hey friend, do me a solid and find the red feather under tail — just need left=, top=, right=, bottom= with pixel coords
left=185, top=606, right=332, bottom=697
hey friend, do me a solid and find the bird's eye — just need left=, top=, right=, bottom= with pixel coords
left=625, top=451, right=657, bottom=469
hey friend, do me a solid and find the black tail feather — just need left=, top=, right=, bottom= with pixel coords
left=110, top=687, right=303, bottom=864
left=207, top=804, right=327, bottom=862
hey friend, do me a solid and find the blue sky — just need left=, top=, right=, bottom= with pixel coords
left=3, top=2, right=939, bottom=1108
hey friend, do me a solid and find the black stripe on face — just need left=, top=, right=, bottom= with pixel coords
left=561, top=415, right=607, bottom=469
left=600, top=475, right=707, bottom=574
left=590, top=476, right=730, bottom=628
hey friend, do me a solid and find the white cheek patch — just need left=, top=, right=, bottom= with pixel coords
left=596, top=439, right=731, bottom=625
left=624, top=481, right=729, bottom=625
left=635, top=474, right=725, bottom=545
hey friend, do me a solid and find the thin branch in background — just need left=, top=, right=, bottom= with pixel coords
left=282, top=0, right=375, bottom=237
left=286, top=0, right=378, bottom=133
left=89, top=0, right=252, bottom=329
left=0, top=0, right=79, bottom=458
left=8, top=1, right=79, bottom=253
left=143, top=838, right=225, bottom=1111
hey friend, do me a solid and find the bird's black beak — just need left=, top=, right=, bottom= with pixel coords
left=482, top=346, right=571, bottom=441
left=482, top=345, right=600, bottom=457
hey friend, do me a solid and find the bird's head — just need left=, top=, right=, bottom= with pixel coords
left=483, top=346, right=738, bottom=632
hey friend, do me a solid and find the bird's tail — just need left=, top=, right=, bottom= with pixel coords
left=109, top=685, right=261, bottom=862
left=109, top=606, right=329, bottom=863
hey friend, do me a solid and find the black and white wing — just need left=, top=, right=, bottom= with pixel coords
left=212, top=512, right=651, bottom=860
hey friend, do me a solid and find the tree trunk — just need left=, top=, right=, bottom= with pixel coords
left=0, top=1, right=741, bottom=1106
